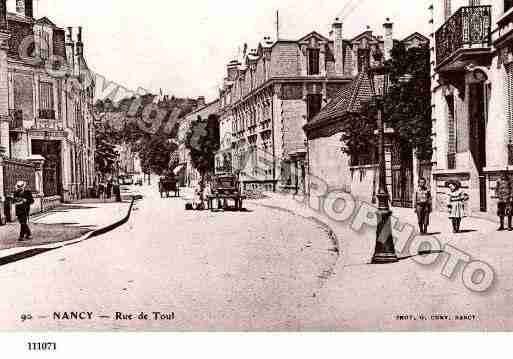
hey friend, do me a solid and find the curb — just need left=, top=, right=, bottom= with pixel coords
left=0, top=197, right=138, bottom=267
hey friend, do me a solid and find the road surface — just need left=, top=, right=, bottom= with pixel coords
left=0, top=184, right=337, bottom=331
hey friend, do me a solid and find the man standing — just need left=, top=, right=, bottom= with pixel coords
left=495, top=172, right=512, bottom=231
left=13, top=181, right=35, bottom=241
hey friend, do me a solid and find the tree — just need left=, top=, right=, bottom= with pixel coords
left=95, top=122, right=119, bottom=177
left=341, top=43, right=432, bottom=162
left=384, top=42, right=432, bottom=161
left=184, top=114, right=220, bottom=198
left=138, top=135, right=177, bottom=176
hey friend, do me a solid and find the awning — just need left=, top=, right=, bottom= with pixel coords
left=173, top=165, right=185, bottom=175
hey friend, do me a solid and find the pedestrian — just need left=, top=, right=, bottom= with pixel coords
left=106, top=178, right=113, bottom=199
left=495, top=172, right=513, bottom=231
left=414, top=177, right=432, bottom=235
left=446, top=180, right=469, bottom=233
left=13, top=181, right=34, bottom=241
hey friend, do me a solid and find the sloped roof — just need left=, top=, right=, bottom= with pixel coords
left=402, top=32, right=429, bottom=43
left=305, top=70, right=375, bottom=135
left=36, top=17, right=57, bottom=27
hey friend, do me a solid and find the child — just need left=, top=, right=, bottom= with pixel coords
left=446, top=180, right=469, bottom=233
left=414, top=177, right=432, bottom=235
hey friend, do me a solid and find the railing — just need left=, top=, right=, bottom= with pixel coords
left=2, top=159, right=36, bottom=195
left=8, top=109, right=23, bottom=130
left=33, top=118, right=63, bottom=131
left=435, top=5, right=491, bottom=66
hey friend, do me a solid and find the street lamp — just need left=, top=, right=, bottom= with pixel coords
left=368, top=50, right=398, bottom=265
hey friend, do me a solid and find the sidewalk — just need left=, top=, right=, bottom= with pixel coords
left=247, top=192, right=513, bottom=330
left=0, top=200, right=132, bottom=253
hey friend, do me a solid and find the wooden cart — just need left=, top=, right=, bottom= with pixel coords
left=159, top=178, right=180, bottom=198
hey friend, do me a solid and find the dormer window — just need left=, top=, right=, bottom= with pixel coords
left=308, top=49, right=320, bottom=75
left=357, top=48, right=370, bottom=73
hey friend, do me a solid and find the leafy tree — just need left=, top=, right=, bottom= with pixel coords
left=95, top=122, right=119, bottom=177
left=341, top=42, right=432, bottom=162
left=185, top=114, right=220, bottom=198
left=138, top=135, right=177, bottom=176
left=384, top=42, right=432, bottom=161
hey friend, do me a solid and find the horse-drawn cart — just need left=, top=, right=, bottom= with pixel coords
left=159, top=177, right=180, bottom=198
left=207, top=174, right=246, bottom=211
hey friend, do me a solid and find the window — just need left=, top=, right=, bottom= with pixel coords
left=307, top=94, right=322, bottom=122
left=308, top=49, right=320, bottom=75
left=357, top=48, right=370, bottom=73
left=446, top=94, right=456, bottom=169
left=506, top=0, right=513, bottom=13
left=39, top=82, right=55, bottom=119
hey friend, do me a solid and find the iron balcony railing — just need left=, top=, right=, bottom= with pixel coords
left=435, top=5, right=491, bottom=66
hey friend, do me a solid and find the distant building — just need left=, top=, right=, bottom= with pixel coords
left=177, top=98, right=220, bottom=187
left=0, top=0, right=95, bottom=205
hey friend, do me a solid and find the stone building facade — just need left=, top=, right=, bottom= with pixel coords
left=0, top=0, right=96, bottom=206
left=304, top=20, right=429, bottom=206
left=431, top=0, right=513, bottom=215
left=217, top=19, right=354, bottom=193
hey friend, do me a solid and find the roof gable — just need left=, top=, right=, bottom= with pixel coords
left=351, top=31, right=380, bottom=44
left=35, top=17, right=57, bottom=27
left=304, top=70, right=375, bottom=137
left=298, top=31, right=331, bottom=44
left=402, top=32, right=429, bottom=44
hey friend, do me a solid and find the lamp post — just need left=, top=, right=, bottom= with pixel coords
left=369, top=55, right=399, bottom=265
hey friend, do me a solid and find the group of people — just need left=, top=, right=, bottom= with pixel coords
left=413, top=177, right=469, bottom=235
left=414, top=173, right=513, bottom=235
left=97, top=176, right=121, bottom=201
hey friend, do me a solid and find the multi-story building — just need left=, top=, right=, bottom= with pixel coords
left=177, top=97, right=220, bottom=187
left=217, top=20, right=355, bottom=193
left=304, top=20, right=429, bottom=207
left=431, top=0, right=513, bottom=215
left=0, top=0, right=96, bottom=204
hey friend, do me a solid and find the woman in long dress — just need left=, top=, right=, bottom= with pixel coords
left=447, top=180, right=469, bottom=233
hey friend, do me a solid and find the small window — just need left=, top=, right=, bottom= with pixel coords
left=357, top=48, right=370, bottom=73
left=308, top=49, right=320, bottom=75
left=307, top=94, right=322, bottom=122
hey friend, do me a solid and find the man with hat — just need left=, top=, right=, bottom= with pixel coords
left=13, top=181, right=34, bottom=241
left=495, top=172, right=513, bottom=231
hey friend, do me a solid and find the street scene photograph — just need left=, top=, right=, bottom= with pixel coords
left=0, top=0, right=513, bottom=337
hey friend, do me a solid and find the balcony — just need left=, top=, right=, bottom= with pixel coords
left=33, top=118, right=63, bottom=131
left=435, top=6, right=492, bottom=71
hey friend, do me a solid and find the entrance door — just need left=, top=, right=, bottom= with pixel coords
left=469, top=83, right=487, bottom=212
left=32, top=140, right=62, bottom=197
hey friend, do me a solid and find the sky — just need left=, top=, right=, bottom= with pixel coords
left=22, top=0, right=433, bottom=101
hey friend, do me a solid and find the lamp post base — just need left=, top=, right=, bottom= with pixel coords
left=371, top=206, right=399, bottom=264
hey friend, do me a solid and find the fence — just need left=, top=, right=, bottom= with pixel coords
left=2, top=159, right=36, bottom=195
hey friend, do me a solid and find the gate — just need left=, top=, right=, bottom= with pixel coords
left=390, top=141, right=414, bottom=208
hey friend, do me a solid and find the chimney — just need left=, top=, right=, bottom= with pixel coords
left=197, top=96, right=206, bottom=108
left=76, top=26, right=84, bottom=56
left=227, top=59, right=241, bottom=81
left=332, top=17, right=344, bottom=76
left=17, top=0, right=33, bottom=18
left=0, top=0, right=7, bottom=32
left=65, top=27, right=75, bottom=74
left=383, top=18, right=393, bottom=61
